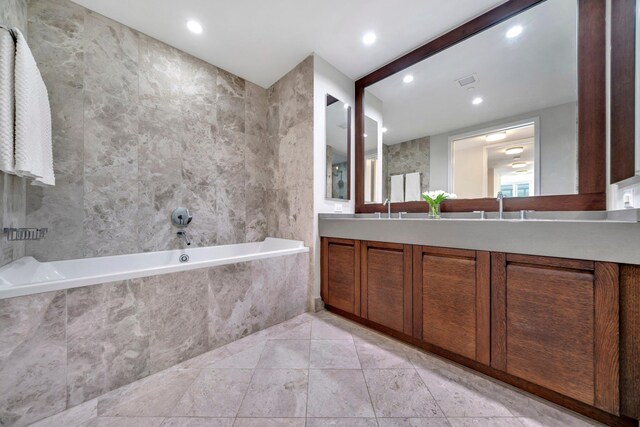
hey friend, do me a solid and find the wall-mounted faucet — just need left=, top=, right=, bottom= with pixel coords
left=177, top=230, right=191, bottom=246
left=172, top=207, right=193, bottom=246
left=383, top=198, right=391, bottom=219
left=496, top=192, right=505, bottom=220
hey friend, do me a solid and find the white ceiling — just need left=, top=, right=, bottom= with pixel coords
left=70, top=0, right=506, bottom=88
left=367, top=0, right=578, bottom=144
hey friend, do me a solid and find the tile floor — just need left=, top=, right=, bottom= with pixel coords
left=31, top=311, right=603, bottom=427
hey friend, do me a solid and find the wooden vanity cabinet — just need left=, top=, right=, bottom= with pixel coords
left=360, top=241, right=413, bottom=334
left=321, top=238, right=361, bottom=315
left=491, top=253, right=620, bottom=414
left=412, top=247, right=490, bottom=364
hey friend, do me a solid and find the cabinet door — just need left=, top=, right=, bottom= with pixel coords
left=321, top=238, right=360, bottom=315
left=492, top=253, right=619, bottom=413
left=361, top=241, right=412, bottom=334
left=413, top=247, right=490, bottom=364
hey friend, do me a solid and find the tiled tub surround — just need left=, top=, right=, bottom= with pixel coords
left=21, top=0, right=313, bottom=267
left=28, top=311, right=601, bottom=427
left=0, top=251, right=309, bottom=426
left=383, top=136, right=430, bottom=198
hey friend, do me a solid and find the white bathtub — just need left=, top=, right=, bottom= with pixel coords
left=0, top=237, right=308, bottom=299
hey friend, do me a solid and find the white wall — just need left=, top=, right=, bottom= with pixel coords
left=429, top=102, right=578, bottom=196
left=312, top=54, right=355, bottom=301
left=453, top=144, right=486, bottom=198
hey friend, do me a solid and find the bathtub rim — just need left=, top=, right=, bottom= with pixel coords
left=0, top=238, right=309, bottom=300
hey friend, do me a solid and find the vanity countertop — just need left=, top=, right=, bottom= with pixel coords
left=318, top=210, right=640, bottom=265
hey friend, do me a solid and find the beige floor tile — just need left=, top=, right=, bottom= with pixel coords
left=355, top=339, right=413, bottom=369
left=311, top=319, right=353, bottom=340
left=160, top=418, right=234, bottom=427
left=233, top=419, right=305, bottom=427
left=34, top=311, right=601, bottom=427
left=171, top=369, right=253, bottom=417
left=447, top=417, right=525, bottom=427
left=81, top=417, right=165, bottom=427
left=310, top=340, right=361, bottom=369
left=237, top=369, right=308, bottom=417
left=270, top=322, right=312, bottom=340
left=416, top=369, right=513, bottom=418
left=306, top=419, right=379, bottom=427
left=257, top=340, right=310, bottom=368
left=307, top=369, right=375, bottom=417
left=209, top=343, right=265, bottom=369
left=377, top=419, right=452, bottom=427
left=363, top=369, right=443, bottom=418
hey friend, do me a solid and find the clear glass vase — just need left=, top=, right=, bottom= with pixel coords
left=428, top=204, right=441, bottom=219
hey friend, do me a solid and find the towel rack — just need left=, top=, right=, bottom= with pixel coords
left=3, top=227, right=48, bottom=241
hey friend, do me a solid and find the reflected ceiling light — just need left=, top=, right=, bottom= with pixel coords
left=511, top=161, right=527, bottom=168
left=403, top=75, right=414, bottom=84
left=506, top=25, right=523, bottom=39
left=363, top=133, right=368, bottom=138
left=486, top=132, right=507, bottom=142
left=186, top=20, right=203, bottom=34
left=362, top=32, right=377, bottom=45
left=505, top=146, right=524, bottom=155
left=382, top=127, right=388, bottom=133
left=343, top=103, right=350, bottom=109
left=472, top=97, right=483, bottom=105
left=515, top=169, right=530, bottom=174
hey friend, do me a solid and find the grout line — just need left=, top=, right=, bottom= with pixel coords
left=233, top=342, right=267, bottom=420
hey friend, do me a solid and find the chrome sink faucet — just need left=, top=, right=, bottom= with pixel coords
left=496, top=191, right=505, bottom=220
left=383, top=198, right=391, bottom=219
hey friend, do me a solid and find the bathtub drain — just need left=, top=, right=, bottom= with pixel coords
left=179, top=254, right=189, bottom=263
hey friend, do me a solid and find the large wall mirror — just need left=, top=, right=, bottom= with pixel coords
left=325, top=95, right=351, bottom=200
left=356, top=0, right=606, bottom=213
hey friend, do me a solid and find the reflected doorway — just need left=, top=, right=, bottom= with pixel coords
left=451, top=120, right=538, bottom=199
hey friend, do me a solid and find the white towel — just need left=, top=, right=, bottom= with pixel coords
left=0, top=28, right=15, bottom=174
left=13, top=28, right=54, bottom=186
left=405, top=172, right=421, bottom=201
left=390, top=174, right=404, bottom=202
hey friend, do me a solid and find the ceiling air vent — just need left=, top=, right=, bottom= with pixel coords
left=455, top=73, right=478, bottom=88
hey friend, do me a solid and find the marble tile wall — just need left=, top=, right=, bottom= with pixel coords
left=383, top=136, right=430, bottom=198
left=22, top=0, right=272, bottom=261
left=0, top=252, right=308, bottom=426
left=0, top=0, right=28, bottom=267
left=266, top=56, right=315, bottom=311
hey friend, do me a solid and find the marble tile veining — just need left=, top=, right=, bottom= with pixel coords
left=30, top=311, right=602, bottom=427
left=0, top=291, right=67, bottom=426
left=21, top=0, right=313, bottom=264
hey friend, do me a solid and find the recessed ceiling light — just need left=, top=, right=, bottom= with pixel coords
left=472, top=97, right=483, bottom=105
left=187, top=20, right=203, bottom=34
left=363, top=133, right=368, bottom=138
left=515, top=169, right=530, bottom=174
left=511, top=161, right=527, bottom=168
left=505, top=146, right=524, bottom=155
left=362, top=32, right=377, bottom=46
left=506, top=25, right=523, bottom=39
left=403, top=75, right=414, bottom=84
left=486, top=132, right=507, bottom=142
left=343, top=104, right=350, bottom=109
left=381, top=127, right=388, bottom=133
